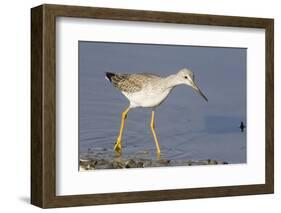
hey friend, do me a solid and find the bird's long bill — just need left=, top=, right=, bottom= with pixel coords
left=191, top=81, right=208, bottom=102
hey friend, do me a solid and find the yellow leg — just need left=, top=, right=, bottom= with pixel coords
left=150, top=110, right=161, bottom=155
left=114, top=107, right=130, bottom=153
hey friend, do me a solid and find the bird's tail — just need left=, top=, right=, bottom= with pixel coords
left=105, top=72, right=115, bottom=82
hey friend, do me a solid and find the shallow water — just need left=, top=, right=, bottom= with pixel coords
left=79, top=108, right=246, bottom=163
left=79, top=42, right=246, bottom=165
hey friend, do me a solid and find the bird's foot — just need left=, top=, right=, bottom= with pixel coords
left=114, top=139, right=122, bottom=153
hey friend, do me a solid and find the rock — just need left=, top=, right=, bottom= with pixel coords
left=94, top=164, right=114, bottom=169
left=125, top=159, right=137, bottom=168
left=79, top=159, right=91, bottom=170
left=79, top=156, right=228, bottom=170
left=94, top=162, right=113, bottom=169
left=136, top=161, right=144, bottom=168
left=156, top=159, right=170, bottom=164
left=191, top=161, right=205, bottom=166
left=112, top=161, right=124, bottom=169
left=79, top=166, right=87, bottom=171
left=95, top=159, right=109, bottom=165
left=204, top=159, right=218, bottom=165
left=152, top=159, right=171, bottom=167
left=93, top=159, right=114, bottom=169
left=209, top=160, right=218, bottom=165
left=182, top=160, right=193, bottom=166
left=143, top=160, right=153, bottom=168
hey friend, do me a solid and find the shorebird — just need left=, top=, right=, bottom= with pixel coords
left=106, top=68, right=208, bottom=155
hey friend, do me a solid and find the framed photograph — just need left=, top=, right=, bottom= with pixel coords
left=31, top=4, right=274, bottom=208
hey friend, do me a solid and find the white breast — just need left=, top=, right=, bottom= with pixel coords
left=122, top=88, right=172, bottom=108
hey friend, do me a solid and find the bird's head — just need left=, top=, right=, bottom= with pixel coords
left=175, top=68, right=208, bottom=102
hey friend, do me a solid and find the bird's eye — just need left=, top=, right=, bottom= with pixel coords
left=184, top=76, right=188, bottom=79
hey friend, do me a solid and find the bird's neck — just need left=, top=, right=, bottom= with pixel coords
left=164, top=74, right=180, bottom=89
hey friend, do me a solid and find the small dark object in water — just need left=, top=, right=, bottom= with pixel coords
left=240, top=122, right=246, bottom=132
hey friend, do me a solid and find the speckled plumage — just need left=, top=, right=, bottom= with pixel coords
left=106, top=72, right=162, bottom=93
left=106, top=69, right=207, bottom=108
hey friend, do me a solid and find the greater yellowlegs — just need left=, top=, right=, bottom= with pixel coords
left=106, top=68, right=208, bottom=155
